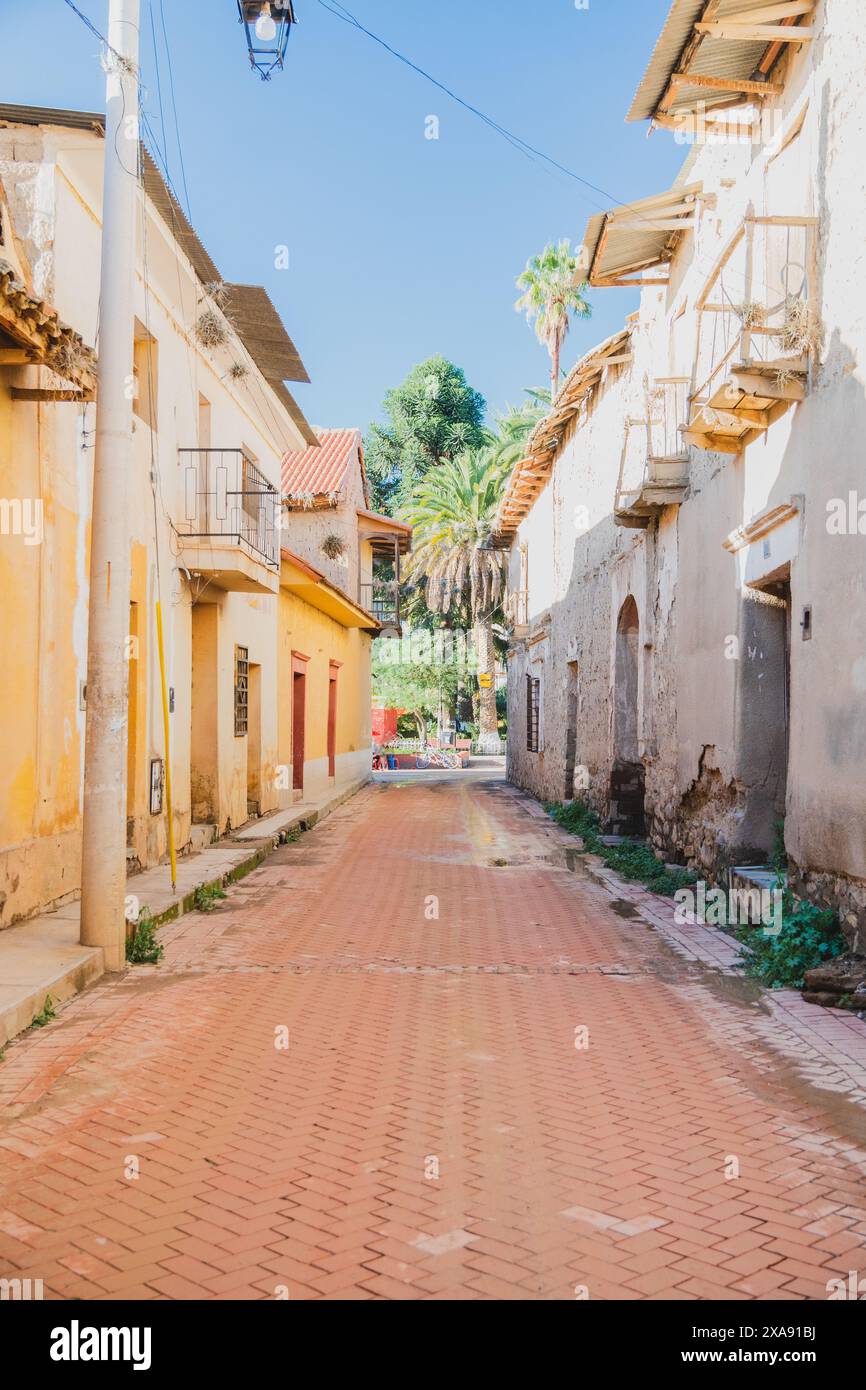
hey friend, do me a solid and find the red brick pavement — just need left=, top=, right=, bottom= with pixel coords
left=1, top=772, right=866, bottom=1301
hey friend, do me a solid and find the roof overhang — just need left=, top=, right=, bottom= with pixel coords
left=0, top=105, right=315, bottom=443
left=279, top=550, right=380, bottom=631
left=493, top=326, right=633, bottom=545
left=580, top=182, right=702, bottom=287
left=628, top=0, right=815, bottom=126
left=0, top=260, right=96, bottom=391
left=356, top=508, right=412, bottom=555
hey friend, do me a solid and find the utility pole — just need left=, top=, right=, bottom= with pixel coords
left=80, top=0, right=141, bottom=971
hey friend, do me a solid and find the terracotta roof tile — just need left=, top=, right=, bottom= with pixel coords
left=281, top=427, right=362, bottom=499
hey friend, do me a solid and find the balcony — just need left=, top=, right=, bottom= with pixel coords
left=686, top=214, right=818, bottom=455
left=615, top=456, right=690, bottom=529
left=506, top=588, right=529, bottom=636
left=360, top=576, right=401, bottom=633
left=178, top=449, right=280, bottom=594
left=615, top=379, right=690, bottom=528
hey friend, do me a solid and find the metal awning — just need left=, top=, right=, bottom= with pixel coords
left=628, top=0, right=816, bottom=126
left=580, top=182, right=702, bottom=288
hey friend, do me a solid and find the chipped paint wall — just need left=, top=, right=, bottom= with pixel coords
left=506, top=0, right=866, bottom=943
left=0, top=118, right=310, bottom=926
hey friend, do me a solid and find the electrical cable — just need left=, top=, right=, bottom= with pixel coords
left=157, top=0, right=192, bottom=218
left=316, top=0, right=622, bottom=214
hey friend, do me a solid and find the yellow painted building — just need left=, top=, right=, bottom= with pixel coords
left=278, top=429, right=412, bottom=799
left=278, top=550, right=379, bottom=802
left=0, top=110, right=412, bottom=940
left=0, top=107, right=317, bottom=932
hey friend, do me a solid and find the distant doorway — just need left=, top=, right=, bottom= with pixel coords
left=292, top=653, right=308, bottom=795
left=610, top=596, right=645, bottom=834
left=328, top=662, right=341, bottom=780
left=564, top=660, right=579, bottom=799
left=247, top=662, right=262, bottom=818
left=735, top=571, right=791, bottom=854
left=190, top=603, right=219, bottom=825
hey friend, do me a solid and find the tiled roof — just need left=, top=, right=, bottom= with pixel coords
left=281, top=428, right=362, bottom=498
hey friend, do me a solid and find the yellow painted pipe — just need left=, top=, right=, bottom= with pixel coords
left=155, top=600, right=177, bottom=891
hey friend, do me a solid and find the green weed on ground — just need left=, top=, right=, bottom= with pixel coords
left=194, top=882, right=227, bottom=913
left=31, top=995, right=56, bottom=1027
left=126, top=910, right=164, bottom=965
left=546, top=800, right=697, bottom=898
left=736, top=890, right=846, bottom=990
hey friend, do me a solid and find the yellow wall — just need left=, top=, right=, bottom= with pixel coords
left=277, top=588, right=373, bottom=803
left=0, top=379, right=88, bottom=928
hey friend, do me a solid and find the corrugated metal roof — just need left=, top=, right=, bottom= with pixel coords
left=282, top=427, right=362, bottom=498
left=494, top=327, right=633, bottom=543
left=270, top=382, right=318, bottom=447
left=0, top=103, right=105, bottom=133
left=222, top=284, right=309, bottom=385
left=0, top=104, right=315, bottom=444
left=580, top=182, right=702, bottom=286
left=628, top=0, right=809, bottom=123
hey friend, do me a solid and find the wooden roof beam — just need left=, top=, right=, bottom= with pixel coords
left=696, top=22, right=812, bottom=40
left=670, top=71, right=784, bottom=96
left=655, top=0, right=723, bottom=120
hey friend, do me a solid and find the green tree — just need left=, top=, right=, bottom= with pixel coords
left=488, top=388, right=551, bottom=472
left=515, top=239, right=591, bottom=396
left=372, top=650, right=463, bottom=744
left=365, top=356, right=488, bottom=514
left=404, top=449, right=507, bottom=752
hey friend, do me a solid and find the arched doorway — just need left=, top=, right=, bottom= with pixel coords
left=610, top=596, right=645, bottom=834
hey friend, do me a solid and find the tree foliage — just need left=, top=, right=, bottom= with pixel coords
left=372, top=651, right=465, bottom=742
left=515, top=239, right=592, bottom=393
left=365, top=356, right=488, bottom=514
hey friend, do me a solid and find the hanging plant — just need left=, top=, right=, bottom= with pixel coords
left=776, top=296, right=818, bottom=355
left=227, top=362, right=249, bottom=382
left=733, top=300, right=766, bottom=330
left=196, top=307, right=229, bottom=350
left=321, top=533, right=346, bottom=561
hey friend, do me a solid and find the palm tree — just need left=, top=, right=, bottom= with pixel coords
left=488, top=389, right=551, bottom=472
left=403, top=449, right=508, bottom=753
left=515, top=240, right=591, bottom=397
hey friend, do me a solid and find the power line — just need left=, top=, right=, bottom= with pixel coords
left=157, top=0, right=192, bottom=218
left=61, top=0, right=128, bottom=69
left=315, top=0, right=624, bottom=214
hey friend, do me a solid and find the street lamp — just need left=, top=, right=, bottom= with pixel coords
left=237, top=1, right=297, bottom=80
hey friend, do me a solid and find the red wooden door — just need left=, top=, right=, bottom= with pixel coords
left=327, top=672, right=338, bottom=778
left=292, top=670, right=306, bottom=791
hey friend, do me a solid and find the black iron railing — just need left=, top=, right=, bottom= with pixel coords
left=179, top=449, right=279, bottom=569
left=360, top=578, right=400, bottom=627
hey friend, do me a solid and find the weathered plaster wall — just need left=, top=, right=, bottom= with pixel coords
left=506, top=0, right=866, bottom=940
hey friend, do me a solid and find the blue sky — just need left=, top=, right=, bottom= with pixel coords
left=1, top=1, right=685, bottom=432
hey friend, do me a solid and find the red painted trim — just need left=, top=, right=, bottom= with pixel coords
left=292, top=650, right=310, bottom=675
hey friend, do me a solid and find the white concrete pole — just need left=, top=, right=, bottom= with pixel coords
left=80, top=0, right=141, bottom=971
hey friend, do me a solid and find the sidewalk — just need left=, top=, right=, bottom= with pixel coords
left=0, top=775, right=370, bottom=1047
left=502, top=783, right=866, bottom=1105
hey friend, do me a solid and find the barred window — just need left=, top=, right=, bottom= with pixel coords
left=234, top=645, right=249, bottom=737
left=526, top=675, right=540, bottom=753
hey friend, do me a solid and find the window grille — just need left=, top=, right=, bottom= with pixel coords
left=526, top=675, right=540, bottom=752
left=235, top=645, right=249, bottom=737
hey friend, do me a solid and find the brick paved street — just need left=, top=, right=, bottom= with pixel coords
left=2, top=770, right=866, bottom=1301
